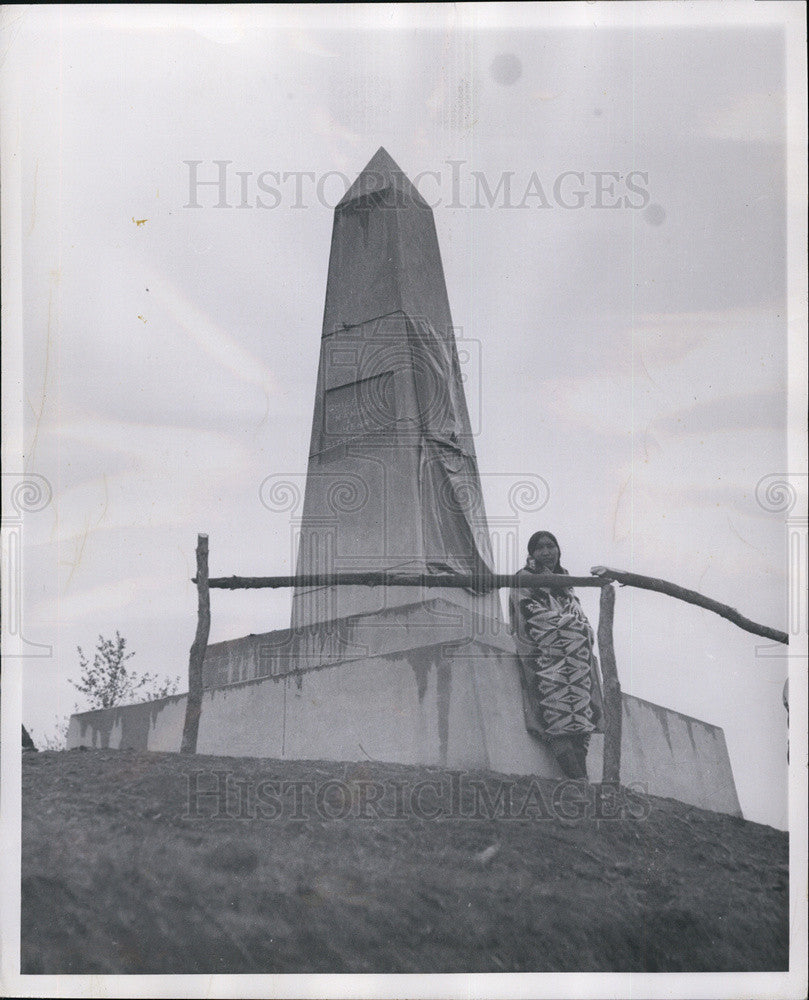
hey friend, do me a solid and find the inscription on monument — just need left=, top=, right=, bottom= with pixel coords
left=324, top=371, right=396, bottom=440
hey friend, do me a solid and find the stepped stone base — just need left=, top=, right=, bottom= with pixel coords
left=67, top=603, right=742, bottom=818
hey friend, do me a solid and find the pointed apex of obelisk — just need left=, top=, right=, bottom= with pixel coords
left=338, top=148, right=428, bottom=208
left=366, top=146, right=402, bottom=174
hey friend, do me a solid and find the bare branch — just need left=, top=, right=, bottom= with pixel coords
left=590, top=566, right=788, bottom=645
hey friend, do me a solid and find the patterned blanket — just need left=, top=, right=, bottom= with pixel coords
left=509, top=572, right=604, bottom=736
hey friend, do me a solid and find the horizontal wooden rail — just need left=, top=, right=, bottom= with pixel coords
left=182, top=536, right=786, bottom=773
left=190, top=564, right=787, bottom=643
left=192, top=572, right=607, bottom=591
left=590, top=566, right=788, bottom=646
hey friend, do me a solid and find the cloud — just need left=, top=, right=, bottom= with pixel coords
left=144, top=268, right=279, bottom=397
left=663, top=482, right=775, bottom=519
left=657, top=391, right=785, bottom=436
left=695, top=92, right=784, bottom=144
left=290, top=31, right=339, bottom=58
left=630, top=307, right=784, bottom=373
left=607, top=474, right=788, bottom=593
left=29, top=573, right=187, bottom=628
left=20, top=417, right=257, bottom=552
left=535, top=306, right=785, bottom=437
left=54, top=415, right=253, bottom=469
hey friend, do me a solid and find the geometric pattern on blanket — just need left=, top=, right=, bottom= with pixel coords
left=522, top=600, right=596, bottom=735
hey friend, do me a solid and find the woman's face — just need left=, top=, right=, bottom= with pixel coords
left=530, top=536, right=559, bottom=570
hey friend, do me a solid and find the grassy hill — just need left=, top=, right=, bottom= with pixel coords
left=22, top=749, right=788, bottom=974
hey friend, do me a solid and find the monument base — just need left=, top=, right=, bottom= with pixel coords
left=66, top=602, right=742, bottom=818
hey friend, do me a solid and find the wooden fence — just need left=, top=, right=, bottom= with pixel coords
left=181, top=534, right=787, bottom=784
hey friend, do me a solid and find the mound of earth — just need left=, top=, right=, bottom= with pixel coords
left=22, top=749, right=788, bottom=974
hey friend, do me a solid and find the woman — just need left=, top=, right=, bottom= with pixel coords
left=509, top=531, right=603, bottom=780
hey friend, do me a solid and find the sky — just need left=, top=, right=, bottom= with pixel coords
left=2, top=3, right=805, bottom=831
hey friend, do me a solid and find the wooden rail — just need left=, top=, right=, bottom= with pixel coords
left=181, top=537, right=786, bottom=785
left=590, top=566, right=788, bottom=645
left=194, top=572, right=606, bottom=590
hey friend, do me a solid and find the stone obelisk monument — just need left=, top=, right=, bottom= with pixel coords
left=292, top=148, right=504, bottom=633
left=65, top=148, right=743, bottom=817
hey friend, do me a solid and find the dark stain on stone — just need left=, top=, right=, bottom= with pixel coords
left=436, top=658, right=452, bottom=766
left=94, top=710, right=116, bottom=749
left=406, top=648, right=435, bottom=703
left=656, top=707, right=673, bottom=753
left=74, top=694, right=187, bottom=751
left=684, top=718, right=699, bottom=756
left=119, top=700, right=158, bottom=751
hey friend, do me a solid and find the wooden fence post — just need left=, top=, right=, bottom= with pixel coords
left=181, top=534, right=210, bottom=755
left=597, top=582, right=622, bottom=784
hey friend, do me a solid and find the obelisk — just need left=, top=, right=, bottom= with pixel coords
left=291, top=149, right=503, bottom=632
left=65, top=150, right=744, bottom=816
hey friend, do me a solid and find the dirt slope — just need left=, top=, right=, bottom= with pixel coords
left=21, top=749, right=788, bottom=974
